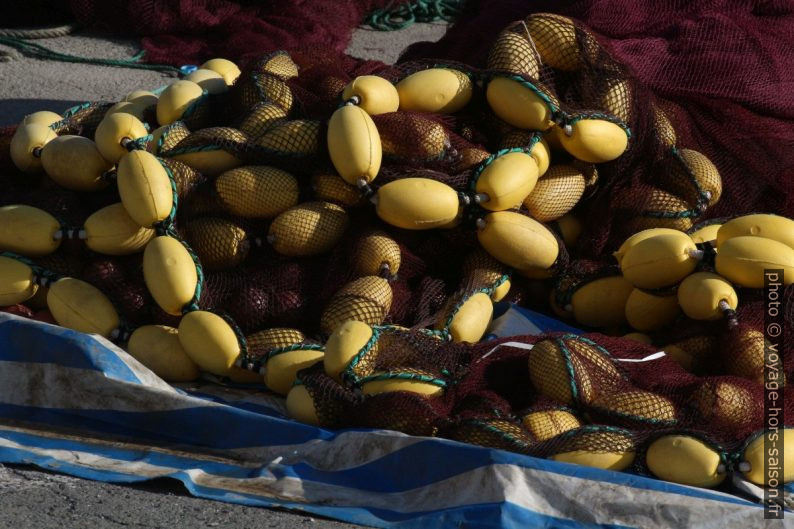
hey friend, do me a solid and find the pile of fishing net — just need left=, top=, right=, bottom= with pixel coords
left=1, top=5, right=793, bottom=495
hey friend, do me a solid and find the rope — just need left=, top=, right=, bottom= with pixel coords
left=0, top=23, right=73, bottom=63
left=365, top=0, right=467, bottom=31
left=0, top=24, right=77, bottom=39
left=0, top=35, right=182, bottom=75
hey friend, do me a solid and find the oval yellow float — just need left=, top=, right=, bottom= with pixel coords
left=327, top=104, right=382, bottom=185
left=143, top=236, right=198, bottom=316
left=396, top=68, right=472, bottom=114
left=41, top=135, right=112, bottom=191
left=47, top=277, right=120, bottom=338
left=127, top=325, right=200, bottom=382
left=375, top=178, right=461, bottom=230
left=178, top=310, right=241, bottom=376
left=117, top=150, right=174, bottom=227
left=84, top=203, right=155, bottom=256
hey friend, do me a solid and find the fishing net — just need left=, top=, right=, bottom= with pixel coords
left=2, top=1, right=793, bottom=493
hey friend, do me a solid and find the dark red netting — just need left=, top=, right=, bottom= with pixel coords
left=68, top=0, right=394, bottom=69
left=399, top=0, right=794, bottom=256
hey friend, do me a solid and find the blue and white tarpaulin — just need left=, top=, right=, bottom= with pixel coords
left=0, top=311, right=785, bottom=528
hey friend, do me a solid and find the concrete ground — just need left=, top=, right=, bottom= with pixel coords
left=0, top=20, right=449, bottom=529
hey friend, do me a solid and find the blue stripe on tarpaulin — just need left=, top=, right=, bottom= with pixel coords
left=0, top=424, right=760, bottom=529
left=0, top=317, right=141, bottom=383
left=0, top=422, right=759, bottom=509
left=0, top=311, right=776, bottom=527
left=0, top=441, right=628, bottom=529
left=0, top=402, right=333, bottom=448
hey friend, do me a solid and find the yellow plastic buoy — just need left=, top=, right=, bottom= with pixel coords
left=693, top=380, right=757, bottom=430
left=238, top=102, right=287, bottom=138
left=199, top=58, right=241, bottom=85
left=156, top=80, right=205, bottom=125
left=523, top=164, right=586, bottom=222
left=22, top=110, right=63, bottom=127
left=595, top=390, right=676, bottom=422
left=268, top=202, right=349, bottom=256
left=353, top=231, right=401, bottom=277
left=324, top=320, right=376, bottom=381
left=311, top=173, right=365, bottom=207
left=184, top=68, right=228, bottom=94
left=476, top=152, right=539, bottom=211
left=742, top=429, right=794, bottom=486
left=653, top=105, right=676, bottom=147
left=525, top=14, right=584, bottom=71
left=143, top=236, right=198, bottom=316
left=327, top=104, right=382, bottom=185
left=675, top=149, right=722, bottom=207
left=677, top=272, right=738, bottom=320
left=715, top=236, right=794, bottom=288
left=551, top=430, right=636, bottom=471
left=477, top=211, right=559, bottom=271
left=717, top=214, right=794, bottom=250
left=320, top=276, right=392, bottom=336
left=0, top=205, right=61, bottom=257
left=375, top=178, right=461, bottom=230
left=124, top=90, right=158, bottom=107
left=487, top=29, right=539, bottom=78
left=257, top=119, right=321, bottom=155
left=396, top=68, right=472, bottom=114
left=117, top=150, right=174, bottom=227
left=599, top=79, right=632, bottom=123
left=342, top=76, right=400, bottom=115
left=646, top=435, right=726, bottom=488
left=559, top=119, right=629, bottom=163
left=184, top=218, right=249, bottom=270
left=286, top=383, right=321, bottom=426
left=522, top=410, right=580, bottom=441
left=622, top=332, right=652, bottom=344
left=486, top=77, right=552, bottom=130
left=261, top=53, right=299, bottom=80
left=47, top=277, right=120, bottom=338
left=106, top=101, right=148, bottom=122
left=216, top=166, right=299, bottom=218
left=10, top=123, right=58, bottom=173
left=613, top=228, right=684, bottom=267
left=570, top=275, right=633, bottom=328
left=0, top=256, right=38, bottom=306
left=439, top=291, right=494, bottom=343
left=84, top=203, right=155, bottom=256
left=625, top=288, right=680, bottom=332
left=178, top=310, right=241, bottom=376
left=127, top=325, right=200, bottom=382
left=554, top=213, right=582, bottom=248
left=527, top=339, right=584, bottom=405
left=94, top=112, right=149, bottom=164
left=265, top=348, right=325, bottom=396
left=41, top=135, right=112, bottom=191
left=689, top=223, right=721, bottom=245
left=381, top=115, right=448, bottom=160
left=620, top=232, right=699, bottom=289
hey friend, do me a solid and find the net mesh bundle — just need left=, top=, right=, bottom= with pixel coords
left=2, top=2, right=794, bottom=490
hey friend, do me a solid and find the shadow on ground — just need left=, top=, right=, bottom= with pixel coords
left=0, top=98, right=86, bottom=126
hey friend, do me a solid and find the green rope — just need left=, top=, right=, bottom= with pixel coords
left=365, top=0, right=467, bottom=31
left=0, top=35, right=182, bottom=75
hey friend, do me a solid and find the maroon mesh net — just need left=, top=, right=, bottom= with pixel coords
left=69, top=0, right=393, bottom=68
